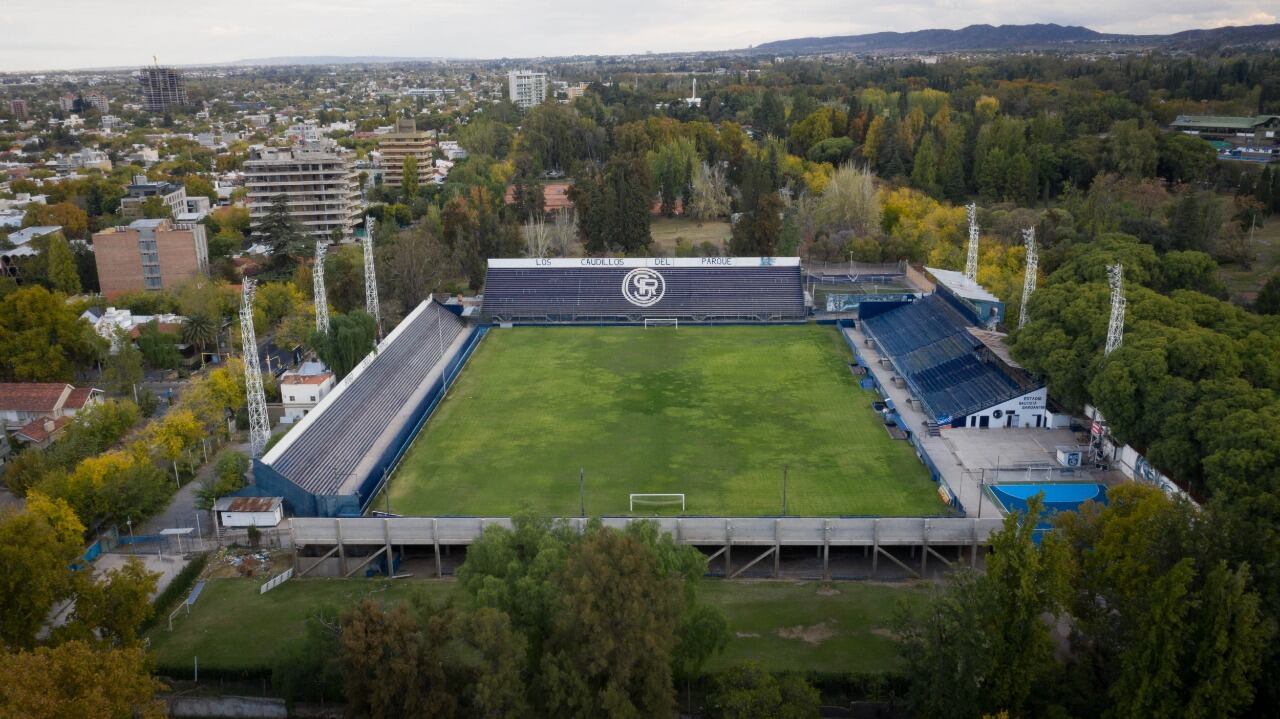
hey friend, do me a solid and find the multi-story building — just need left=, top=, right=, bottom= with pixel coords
left=508, top=70, right=548, bottom=109
left=138, top=66, right=188, bottom=113
left=243, top=145, right=362, bottom=241
left=83, top=91, right=110, bottom=114
left=119, top=175, right=187, bottom=219
left=280, top=361, right=336, bottom=423
left=378, top=118, right=435, bottom=190
left=92, top=218, right=209, bottom=297
left=57, top=95, right=76, bottom=112
left=8, top=99, right=27, bottom=119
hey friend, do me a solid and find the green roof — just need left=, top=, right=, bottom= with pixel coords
left=1171, top=115, right=1280, bottom=130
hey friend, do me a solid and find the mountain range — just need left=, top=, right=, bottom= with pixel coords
left=752, top=22, right=1280, bottom=55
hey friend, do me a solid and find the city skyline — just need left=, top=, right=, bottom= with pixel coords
left=1, top=0, right=1276, bottom=72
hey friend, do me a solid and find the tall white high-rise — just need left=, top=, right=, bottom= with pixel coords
left=508, top=70, right=548, bottom=109
left=243, top=145, right=363, bottom=242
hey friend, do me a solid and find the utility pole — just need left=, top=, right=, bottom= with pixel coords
left=579, top=468, right=585, bottom=518
left=781, top=465, right=789, bottom=516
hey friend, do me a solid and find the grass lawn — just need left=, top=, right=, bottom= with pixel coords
left=649, top=216, right=730, bottom=252
left=146, top=577, right=928, bottom=675
left=701, top=579, right=931, bottom=674
left=1219, top=221, right=1280, bottom=305
left=386, top=325, right=941, bottom=517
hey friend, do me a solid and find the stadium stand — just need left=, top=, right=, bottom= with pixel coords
left=861, top=294, right=1039, bottom=425
left=481, top=258, right=806, bottom=322
left=253, top=300, right=482, bottom=516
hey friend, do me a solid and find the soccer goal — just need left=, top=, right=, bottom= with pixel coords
left=644, top=318, right=679, bottom=329
left=630, top=493, right=686, bottom=512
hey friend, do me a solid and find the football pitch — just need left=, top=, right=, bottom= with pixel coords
left=385, top=324, right=942, bottom=517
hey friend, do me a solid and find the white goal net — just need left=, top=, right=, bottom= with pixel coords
left=643, top=318, right=678, bottom=329
left=629, top=493, right=686, bottom=512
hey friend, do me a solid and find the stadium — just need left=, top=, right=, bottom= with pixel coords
left=251, top=256, right=1100, bottom=577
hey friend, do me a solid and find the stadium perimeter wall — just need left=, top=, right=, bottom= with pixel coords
left=249, top=325, right=489, bottom=517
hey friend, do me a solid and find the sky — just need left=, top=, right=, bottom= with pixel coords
left=0, top=0, right=1276, bottom=72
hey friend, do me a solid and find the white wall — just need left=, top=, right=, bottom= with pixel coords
left=956, top=387, right=1049, bottom=429
left=220, top=508, right=283, bottom=528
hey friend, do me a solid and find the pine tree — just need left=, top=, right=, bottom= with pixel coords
left=256, top=194, right=306, bottom=271
left=401, top=155, right=419, bottom=199
left=910, top=133, right=941, bottom=198
left=940, top=127, right=967, bottom=202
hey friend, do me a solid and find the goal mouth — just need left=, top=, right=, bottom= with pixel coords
left=629, top=493, right=686, bottom=512
left=643, top=318, right=679, bottom=328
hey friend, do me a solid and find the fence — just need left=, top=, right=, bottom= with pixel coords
left=259, top=567, right=294, bottom=594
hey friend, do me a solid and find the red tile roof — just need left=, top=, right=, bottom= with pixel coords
left=15, top=416, right=70, bottom=444
left=504, top=181, right=575, bottom=212
left=63, top=387, right=100, bottom=410
left=0, top=383, right=71, bottom=412
left=282, top=373, right=333, bottom=385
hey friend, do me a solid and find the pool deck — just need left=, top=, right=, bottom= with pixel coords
left=845, top=325, right=1102, bottom=519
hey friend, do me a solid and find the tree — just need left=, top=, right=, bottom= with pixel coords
left=0, top=285, right=101, bottom=382
left=1257, top=274, right=1280, bottom=315
left=899, top=496, right=1069, bottom=718
left=0, top=641, right=165, bottom=718
left=135, top=321, right=181, bottom=369
left=688, top=162, right=731, bottom=220
left=181, top=311, right=219, bottom=362
left=402, top=154, right=420, bottom=199
left=753, top=90, right=786, bottom=139
left=311, top=311, right=377, bottom=379
left=56, top=557, right=157, bottom=647
left=44, top=232, right=80, bottom=294
left=139, top=196, right=172, bottom=220
left=454, top=607, right=529, bottom=718
left=103, top=330, right=144, bottom=396
left=910, top=132, right=941, bottom=198
left=22, top=202, right=88, bottom=239
left=539, top=527, right=683, bottom=718
left=339, top=599, right=456, bottom=719
left=817, top=164, right=881, bottom=236
left=257, top=193, right=306, bottom=272
left=706, top=662, right=820, bottom=719
left=196, top=451, right=250, bottom=510
left=0, top=493, right=85, bottom=649
left=648, top=138, right=697, bottom=217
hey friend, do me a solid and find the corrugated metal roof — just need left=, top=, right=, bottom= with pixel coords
left=215, top=496, right=282, bottom=513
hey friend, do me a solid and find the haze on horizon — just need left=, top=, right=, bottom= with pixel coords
left=1, top=0, right=1276, bottom=72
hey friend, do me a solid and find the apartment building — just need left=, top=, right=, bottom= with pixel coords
left=243, top=145, right=362, bottom=241
left=119, top=175, right=188, bottom=220
left=508, top=70, right=548, bottom=109
left=139, top=66, right=188, bottom=112
left=92, top=218, right=209, bottom=297
left=378, top=118, right=435, bottom=190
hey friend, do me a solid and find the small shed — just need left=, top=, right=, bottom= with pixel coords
left=213, top=496, right=284, bottom=528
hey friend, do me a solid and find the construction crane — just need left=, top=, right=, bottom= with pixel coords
left=313, top=240, right=330, bottom=335
left=363, top=215, right=381, bottom=336
left=964, top=203, right=979, bottom=282
left=1105, top=263, right=1126, bottom=356
left=240, top=279, right=271, bottom=458
left=1018, top=227, right=1037, bottom=330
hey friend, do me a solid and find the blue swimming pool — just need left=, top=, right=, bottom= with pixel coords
left=989, top=482, right=1108, bottom=515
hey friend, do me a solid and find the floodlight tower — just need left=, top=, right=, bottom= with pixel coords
left=1105, top=263, right=1126, bottom=356
left=964, top=203, right=979, bottom=282
left=363, top=215, right=381, bottom=336
left=240, top=279, right=271, bottom=458
left=313, top=240, right=330, bottom=335
left=1018, top=227, right=1038, bottom=330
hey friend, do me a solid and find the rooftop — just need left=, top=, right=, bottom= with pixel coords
left=0, top=383, right=73, bottom=412
left=213, top=496, right=282, bottom=513
left=1170, top=115, right=1280, bottom=130
left=925, top=267, right=1002, bottom=304
left=7, top=226, right=61, bottom=245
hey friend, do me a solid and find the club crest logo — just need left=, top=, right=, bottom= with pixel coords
left=622, top=268, right=665, bottom=307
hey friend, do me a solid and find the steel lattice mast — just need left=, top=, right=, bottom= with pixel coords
left=313, top=240, right=330, bottom=335
left=240, top=279, right=271, bottom=457
left=964, top=203, right=979, bottom=282
left=1105, top=263, right=1126, bottom=356
left=1018, top=227, right=1038, bottom=330
left=363, top=215, right=381, bottom=335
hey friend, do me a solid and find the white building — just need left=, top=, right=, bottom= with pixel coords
left=508, top=70, right=548, bottom=109
left=243, top=145, right=363, bottom=241
left=280, top=361, right=336, bottom=422
left=213, top=496, right=284, bottom=528
left=80, top=306, right=187, bottom=352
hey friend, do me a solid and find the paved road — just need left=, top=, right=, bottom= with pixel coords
left=140, top=440, right=251, bottom=541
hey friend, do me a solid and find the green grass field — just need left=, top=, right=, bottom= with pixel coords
left=146, top=578, right=928, bottom=675
left=386, top=325, right=941, bottom=517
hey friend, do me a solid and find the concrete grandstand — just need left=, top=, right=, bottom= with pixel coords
left=481, top=257, right=806, bottom=322
left=252, top=300, right=484, bottom=516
